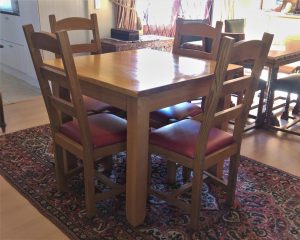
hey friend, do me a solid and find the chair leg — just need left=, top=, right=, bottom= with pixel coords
left=101, top=155, right=113, bottom=173
left=200, top=96, right=206, bottom=111
left=65, top=151, right=79, bottom=171
left=166, top=161, right=177, bottom=185
left=0, top=93, right=6, bottom=133
left=84, top=157, right=96, bottom=218
left=281, top=93, right=290, bottom=120
left=226, top=154, right=240, bottom=205
left=265, top=89, right=280, bottom=126
left=54, top=144, right=67, bottom=192
left=292, top=96, right=300, bottom=115
left=190, top=166, right=203, bottom=230
left=256, top=86, right=266, bottom=126
left=148, top=154, right=152, bottom=185
left=182, top=167, right=191, bottom=182
left=236, top=91, right=243, bottom=105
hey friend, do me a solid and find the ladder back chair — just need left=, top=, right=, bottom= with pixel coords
left=225, top=19, right=245, bottom=33
left=150, top=18, right=223, bottom=128
left=148, top=33, right=273, bottom=230
left=49, top=13, right=119, bottom=115
left=23, top=24, right=127, bottom=217
left=173, top=18, right=223, bottom=60
left=222, top=19, right=246, bottom=42
left=176, top=18, right=210, bottom=52
left=49, top=13, right=102, bottom=55
left=222, top=19, right=268, bottom=130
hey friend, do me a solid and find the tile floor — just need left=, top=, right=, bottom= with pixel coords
left=0, top=71, right=41, bottom=104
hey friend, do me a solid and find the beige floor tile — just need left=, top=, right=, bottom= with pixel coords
left=0, top=71, right=41, bottom=104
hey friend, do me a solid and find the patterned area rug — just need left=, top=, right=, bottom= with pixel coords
left=0, top=125, right=299, bottom=240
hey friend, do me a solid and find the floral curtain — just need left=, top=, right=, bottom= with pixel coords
left=213, top=0, right=236, bottom=21
left=136, top=0, right=213, bottom=37
left=111, top=0, right=138, bottom=30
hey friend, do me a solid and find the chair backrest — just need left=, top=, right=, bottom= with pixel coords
left=224, top=19, right=245, bottom=33
left=223, top=19, right=246, bottom=42
left=23, top=24, right=93, bottom=151
left=49, top=13, right=102, bottom=55
left=195, top=33, right=273, bottom=157
left=178, top=18, right=210, bottom=46
left=172, top=18, right=223, bottom=60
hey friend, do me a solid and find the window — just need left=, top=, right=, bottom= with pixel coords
left=0, top=0, right=20, bottom=15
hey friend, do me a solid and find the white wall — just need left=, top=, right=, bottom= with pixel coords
left=38, top=0, right=88, bottom=30
left=38, top=0, right=115, bottom=38
left=88, top=0, right=116, bottom=38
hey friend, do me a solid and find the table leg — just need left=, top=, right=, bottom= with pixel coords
left=292, top=97, right=300, bottom=115
left=0, top=93, right=6, bottom=133
left=264, top=66, right=280, bottom=126
left=126, top=97, right=149, bottom=226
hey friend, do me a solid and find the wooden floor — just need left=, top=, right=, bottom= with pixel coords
left=0, top=96, right=299, bottom=240
left=0, top=97, right=68, bottom=240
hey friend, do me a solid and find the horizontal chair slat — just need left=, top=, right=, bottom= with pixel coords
left=31, top=32, right=60, bottom=53
left=41, top=66, right=70, bottom=89
left=214, top=104, right=243, bottom=125
left=49, top=95, right=76, bottom=117
left=180, top=23, right=216, bottom=36
left=222, top=75, right=251, bottom=97
left=56, top=17, right=92, bottom=30
left=71, top=43, right=98, bottom=54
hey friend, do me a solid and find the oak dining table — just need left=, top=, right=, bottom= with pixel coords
left=45, top=48, right=242, bottom=227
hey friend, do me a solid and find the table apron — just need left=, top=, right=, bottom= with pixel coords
left=266, top=55, right=300, bottom=69
left=81, top=78, right=212, bottom=113
left=81, top=81, right=128, bottom=110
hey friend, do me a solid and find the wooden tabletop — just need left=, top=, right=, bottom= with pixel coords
left=46, top=49, right=241, bottom=97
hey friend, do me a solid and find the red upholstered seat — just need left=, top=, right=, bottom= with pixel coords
left=150, top=102, right=202, bottom=125
left=83, top=95, right=119, bottom=114
left=150, top=119, right=234, bottom=158
left=60, top=113, right=127, bottom=148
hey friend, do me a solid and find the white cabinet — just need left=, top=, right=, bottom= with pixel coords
left=0, top=0, right=40, bottom=86
left=0, top=0, right=89, bottom=87
left=0, top=39, right=26, bottom=73
left=0, top=14, right=23, bottom=44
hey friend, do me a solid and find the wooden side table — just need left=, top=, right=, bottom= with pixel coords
left=101, top=35, right=173, bottom=53
left=264, top=45, right=300, bottom=127
left=0, top=92, right=6, bottom=133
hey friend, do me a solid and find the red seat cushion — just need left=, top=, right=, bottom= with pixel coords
left=150, top=119, right=234, bottom=158
left=150, top=102, right=202, bottom=125
left=83, top=95, right=119, bottom=114
left=59, top=113, right=127, bottom=149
